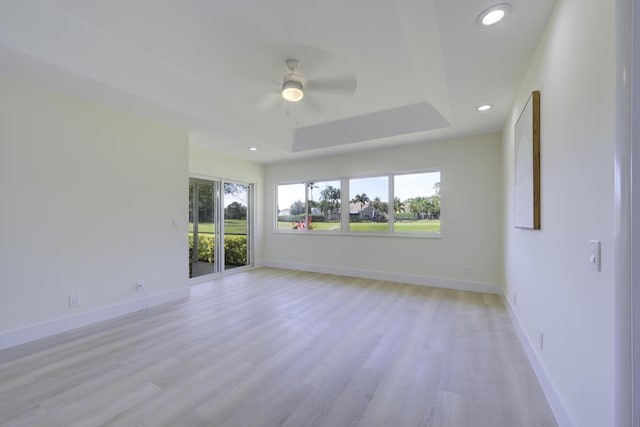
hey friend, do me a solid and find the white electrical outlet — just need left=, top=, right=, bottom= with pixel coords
left=136, top=281, right=145, bottom=292
left=69, top=294, right=81, bottom=307
left=463, top=266, right=471, bottom=277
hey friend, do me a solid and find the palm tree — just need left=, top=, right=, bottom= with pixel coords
left=394, top=197, right=405, bottom=214
left=318, top=199, right=330, bottom=216
left=319, top=186, right=342, bottom=220
left=329, top=187, right=341, bottom=217
left=351, top=193, right=370, bottom=211
left=319, top=186, right=332, bottom=202
left=319, top=186, right=334, bottom=215
left=307, top=182, right=319, bottom=202
left=371, top=196, right=382, bottom=210
left=426, top=195, right=441, bottom=219
left=408, top=197, right=426, bottom=220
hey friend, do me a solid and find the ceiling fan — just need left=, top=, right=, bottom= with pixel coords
left=278, top=58, right=357, bottom=104
left=225, top=46, right=358, bottom=112
left=281, top=59, right=306, bottom=102
left=243, top=57, right=358, bottom=111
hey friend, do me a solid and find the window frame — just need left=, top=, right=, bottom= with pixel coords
left=347, top=174, right=390, bottom=233
left=275, top=181, right=307, bottom=231
left=274, top=168, right=442, bottom=238
left=275, top=178, right=343, bottom=233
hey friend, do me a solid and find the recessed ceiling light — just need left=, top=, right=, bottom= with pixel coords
left=483, top=10, right=504, bottom=25
left=476, top=4, right=512, bottom=27
left=248, top=146, right=258, bottom=151
left=477, top=104, right=493, bottom=111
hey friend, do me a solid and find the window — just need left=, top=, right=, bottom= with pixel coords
left=393, top=171, right=441, bottom=233
left=276, top=183, right=306, bottom=230
left=189, top=179, right=218, bottom=278
left=275, top=169, right=441, bottom=236
left=309, top=180, right=341, bottom=231
left=223, top=183, right=250, bottom=269
left=277, top=181, right=342, bottom=231
left=349, top=176, right=389, bottom=232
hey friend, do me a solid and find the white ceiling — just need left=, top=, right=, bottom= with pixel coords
left=0, top=0, right=556, bottom=163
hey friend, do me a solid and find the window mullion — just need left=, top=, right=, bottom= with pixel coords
left=341, top=178, right=349, bottom=232
left=389, top=174, right=395, bottom=233
left=216, top=181, right=224, bottom=271
left=304, top=181, right=313, bottom=232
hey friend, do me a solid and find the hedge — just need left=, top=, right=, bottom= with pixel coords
left=189, top=233, right=247, bottom=266
left=395, top=212, right=416, bottom=221
left=224, top=235, right=247, bottom=266
left=277, top=215, right=303, bottom=223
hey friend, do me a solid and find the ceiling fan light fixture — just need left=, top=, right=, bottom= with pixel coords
left=282, top=80, right=304, bottom=102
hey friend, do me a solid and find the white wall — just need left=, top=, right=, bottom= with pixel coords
left=264, top=134, right=503, bottom=292
left=0, top=73, right=189, bottom=344
left=188, top=140, right=266, bottom=265
left=502, top=0, right=616, bottom=425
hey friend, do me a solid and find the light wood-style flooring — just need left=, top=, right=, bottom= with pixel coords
left=0, top=268, right=557, bottom=426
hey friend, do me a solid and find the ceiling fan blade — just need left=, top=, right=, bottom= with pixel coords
left=306, top=73, right=357, bottom=96
left=229, top=66, right=281, bottom=88
left=256, top=91, right=282, bottom=111
left=272, top=43, right=332, bottom=73
left=301, top=95, right=325, bottom=114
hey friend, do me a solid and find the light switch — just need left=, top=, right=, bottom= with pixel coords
left=589, top=240, right=601, bottom=272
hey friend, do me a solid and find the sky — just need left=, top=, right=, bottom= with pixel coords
left=223, top=183, right=248, bottom=207
left=224, top=191, right=247, bottom=207
left=277, top=171, right=440, bottom=211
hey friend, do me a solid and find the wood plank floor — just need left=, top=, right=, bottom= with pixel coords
left=0, top=268, right=557, bottom=427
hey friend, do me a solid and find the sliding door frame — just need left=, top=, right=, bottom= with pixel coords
left=189, top=174, right=254, bottom=283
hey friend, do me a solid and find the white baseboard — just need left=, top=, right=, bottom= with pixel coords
left=263, top=261, right=502, bottom=294
left=502, top=293, right=576, bottom=427
left=0, top=287, right=191, bottom=351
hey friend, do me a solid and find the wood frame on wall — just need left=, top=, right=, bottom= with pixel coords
left=514, top=90, right=541, bottom=229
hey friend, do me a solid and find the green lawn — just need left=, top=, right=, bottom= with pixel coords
left=277, top=220, right=440, bottom=233
left=189, top=220, right=247, bottom=235
left=394, top=220, right=441, bottom=233
left=310, top=222, right=341, bottom=231
left=348, top=222, right=390, bottom=232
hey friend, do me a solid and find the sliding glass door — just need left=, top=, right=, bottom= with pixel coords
left=189, top=177, right=252, bottom=278
left=189, top=179, right=219, bottom=278
left=223, top=183, right=250, bottom=270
